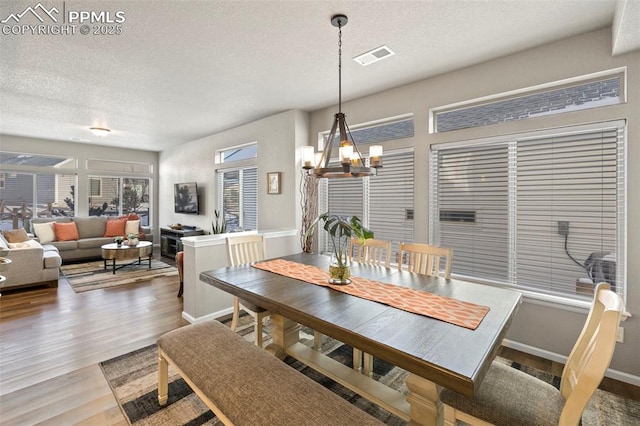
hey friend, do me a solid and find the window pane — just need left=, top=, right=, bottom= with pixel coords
left=0, top=173, right=75, bottom=232
left=0, top=152, right=76, bottom=168
left=435, top=145, right=510, bottom=281
left=369, top=150, right=415, bottom=259
left=242, top=168, right=258, bottom=230
left=123, top=178, right=151, bottom=226
left=222, top=170, right=240, bottom=230
left=89, top=177, right=119, bottom=217
left=325, top=117, right=414, bottom=150
left=87, top=159, right=152, bottom=173
left=436, top=77, right=620, bottom=132
left=322, top=175, right=364, bottom=253
left=0, top=173, right=33, bottom=231
left=431, top=121, right=625, bottom=302
left=515, top=130, right=619, bottom=297
left=219, top=167, right=258, bottom=232
left=220, top=144, right=257, bottom=163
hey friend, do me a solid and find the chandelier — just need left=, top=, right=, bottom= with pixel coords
left=302, top=14, right=382, bottom=178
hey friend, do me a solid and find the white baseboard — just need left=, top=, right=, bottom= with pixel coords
left=181, top=307, right=234, bottom=324
left=502, top=339, right=640, bottom=387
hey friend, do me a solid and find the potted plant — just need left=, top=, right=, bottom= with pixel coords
left=307, top=212, right=373, bottom=284
left=127, top=233, right=139, bottom=246
left=212, top=209, right=227, bottom=234
left=114, top=236, right=124, bottom=247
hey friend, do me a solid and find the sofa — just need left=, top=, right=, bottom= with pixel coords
left=0, top=229, right=61, bottom=292
left=29, top=215, right=153, bottom=262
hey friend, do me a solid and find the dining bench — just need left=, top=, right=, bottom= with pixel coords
left=157, top=320, right=384, bottom=425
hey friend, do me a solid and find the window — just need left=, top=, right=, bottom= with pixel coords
left=87, top=158, right=152, bottom=173
left=0, top=172, right=76, bottom=231
left=88, top=176, right=151, bottom=225
left=321, top=116, right=414, bottom=150
left=89, top=178, right=102, bottom=197
left=218, top=143, right=258, bottom=163
left=429, top=121, right=626, bottom=303
left=433, top=72, right=623, bottom=133
left=0, top=152, right=76, bottom=168
left=319, top=148, right=415, bottom=259
left=217, top=167, right=257, bottom=231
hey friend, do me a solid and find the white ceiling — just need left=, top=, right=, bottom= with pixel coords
left=1, top=0, right=638, bottom=152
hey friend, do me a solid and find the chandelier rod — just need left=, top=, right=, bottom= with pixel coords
left=338, top=18, right=342, bottom=114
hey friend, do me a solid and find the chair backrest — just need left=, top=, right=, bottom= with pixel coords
left=398, top=242, right=452, bottom=279
left=559, top=282, right=623, bottom=425
left=226, top=234, right=266, bottom=266
left=349, top=238, right=392, bottom=267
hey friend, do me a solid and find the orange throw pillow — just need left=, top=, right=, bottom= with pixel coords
left=53, top=222, right=80, bottom=241
left=103, top=219, right=127, bottom=237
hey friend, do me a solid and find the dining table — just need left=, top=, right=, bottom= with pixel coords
left=200, top=253, right=522, bottom=425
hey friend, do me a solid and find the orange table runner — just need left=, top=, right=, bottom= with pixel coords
left=252, top=259, right=489, bottom=330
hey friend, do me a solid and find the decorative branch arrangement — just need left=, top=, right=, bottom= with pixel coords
left=299, top=170, right=319, bottom=253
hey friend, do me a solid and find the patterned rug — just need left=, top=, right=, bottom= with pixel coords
left=61, top=259, right=178, bottom=293
left=100, top=316, right=640, bottom=425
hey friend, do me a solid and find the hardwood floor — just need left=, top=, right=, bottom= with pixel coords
left=1, top=258, right=637, bottom=425
left=0, top=255, right=187, bottom=425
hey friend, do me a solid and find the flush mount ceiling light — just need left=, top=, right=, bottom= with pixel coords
left=89, top=127, right=110, bottom=137
left=301, top=14, right=382, bottom=178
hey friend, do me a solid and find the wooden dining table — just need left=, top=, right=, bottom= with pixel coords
left=200, top=253, right=522, bottom=425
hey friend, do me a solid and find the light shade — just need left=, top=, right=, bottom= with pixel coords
left=302, top=146, right=316, bottom=169
left=90, top=127, right=110, bottom=137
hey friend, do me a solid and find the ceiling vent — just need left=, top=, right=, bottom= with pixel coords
left=353, top=45, right=395, bottom=66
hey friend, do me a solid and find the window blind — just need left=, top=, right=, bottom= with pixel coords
left=369, top=149, right=414, bottom=259
left=430, top=121, right=625, bottom=302
left=320, top=149, right=415, bottom=259
left=218, top=166, right=258, bottom=231
left=242, top=167, right=258, bottom=230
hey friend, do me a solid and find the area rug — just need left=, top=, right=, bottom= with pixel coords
left=61, top=259, right=178, bottom=293
left=100, top=318, right=640, bottom=425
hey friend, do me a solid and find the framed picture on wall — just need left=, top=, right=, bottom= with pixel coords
left=267, top=172, right=281, bottom=194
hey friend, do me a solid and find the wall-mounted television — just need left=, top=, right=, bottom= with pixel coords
left=174, top=182, right=199, bottom=214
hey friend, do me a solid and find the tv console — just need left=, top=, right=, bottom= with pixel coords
left=160, top=227, right=205, bottom=257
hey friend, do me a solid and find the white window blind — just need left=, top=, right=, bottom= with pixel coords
left=218, top=166, right=258, bottom=231
left=369, top=149, right=414, bottom=258
left=430, top=121, right=625, bottom=302
left=320, top=149, right=415, bottom=259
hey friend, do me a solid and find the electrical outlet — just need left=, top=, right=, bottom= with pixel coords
left=616, top=326, right=624, bottom=343
left=558, top=221, right=569, bottom=236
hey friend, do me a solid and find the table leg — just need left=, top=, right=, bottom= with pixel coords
left=266, top=313, right=300, bottom=359
left=406, top=374, right=441, bottom=426
left=104, top=259, right=107, bottom=270
left=112, top=259, right=116, bottom=274
left=148, top=254, right=152, bottom=268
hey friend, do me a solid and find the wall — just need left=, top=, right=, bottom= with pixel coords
left=181, top=229, right=299, bottom=322
left=158, top=109, right=309, bottom=235
left=308, top=28, right=639, bottom=381
left=0, top=134, right=159, bottom=226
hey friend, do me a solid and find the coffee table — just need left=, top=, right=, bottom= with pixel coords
left=101, top=241, right=153, bottom=274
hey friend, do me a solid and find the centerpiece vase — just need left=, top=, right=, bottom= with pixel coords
left=328, top=253, right=351, bottom=285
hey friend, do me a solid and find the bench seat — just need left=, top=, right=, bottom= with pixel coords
left=157, top=320, right=384, bottom=426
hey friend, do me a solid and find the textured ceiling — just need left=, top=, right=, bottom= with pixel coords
left=0, top=0, right=638, bottom=152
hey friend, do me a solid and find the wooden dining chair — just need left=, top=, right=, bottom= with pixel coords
left=440, top=282, right=623, bottom=426
left=398, top=242, right=452, bottom=278
left=226, top=234, right=270, bottom=347
left=349, top=237, right=392, bottom=267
